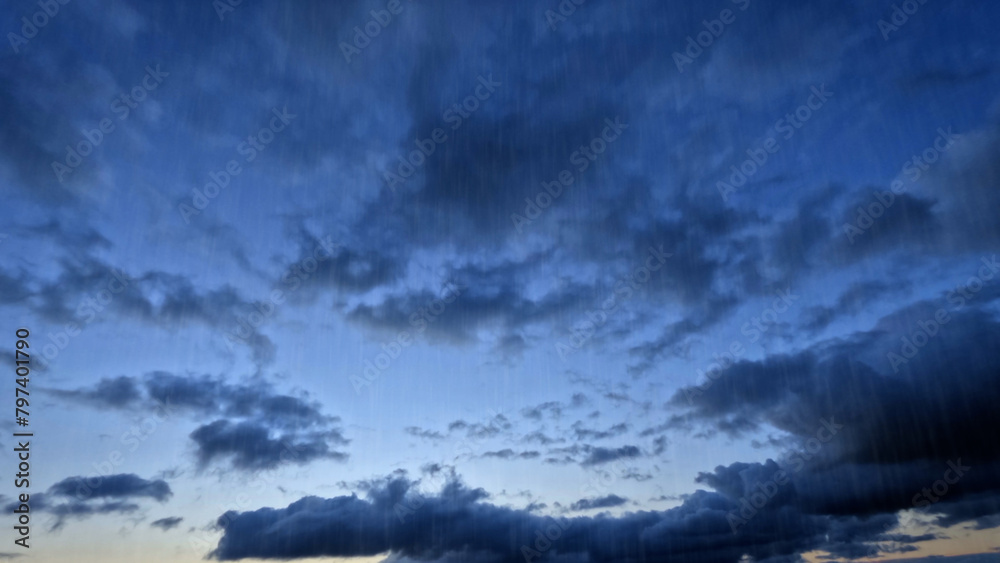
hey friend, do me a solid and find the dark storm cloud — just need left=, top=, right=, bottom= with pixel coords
left=6, top=1, right=1000, bottom=560
left=670, top=294, right=1000, bottom=528
left=805, top=121, right=1000, bottom=266
left=887, top=556, right=1000, bottom=563
left=167, top=0, right=951, bottom=382
left=930, top=493, right=1000, bottom=531
left=209, top=473, right=936, bottom=562
left=4, top=0, right=992, bottom=378
left=261, top=0, right=866, bottom=361
left=336, top=75, right=995, bottom=363
left=671, top=301, right=1000, bottom=462
left=46, top=372, right=349, bottom=471
left=150, top=516, right=184, bottom=531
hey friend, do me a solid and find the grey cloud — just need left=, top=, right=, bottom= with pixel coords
left=48, top=473, right=172, bottom=502
left=4, top=473, right=170, bottom=531
left=569, top=495, right=628, bottom=512
left=190, top=420, right=348, bottom=472
left=47, top=372, right=348, bottom=472
left=581, top=445, right=642, bottom=467
left=208, top=473, right=939, bottom=562
left=150, top=516, right=183, bottom=531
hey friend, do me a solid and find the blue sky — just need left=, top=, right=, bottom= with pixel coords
left=1, top=0, right=1000, bottom=561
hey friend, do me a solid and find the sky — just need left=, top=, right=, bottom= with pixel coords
left=1, top=0, right=999, bottom=562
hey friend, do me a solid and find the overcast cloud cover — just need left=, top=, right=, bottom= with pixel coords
left=1, top=0, right=999, bottom=562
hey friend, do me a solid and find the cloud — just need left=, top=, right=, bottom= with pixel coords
left=208, top=474, right=943, bottom=562
left=7, top=1, right=1000, bottom=561
left=873, top=554, right=1000, bottom=563
left=481, top=449, right=540, bottom=461
left=569, top=495, right=628, bottom=512
left=48, top=473, right=172, bottom=502
left=4, top=473, right=171, bottom=531
left=799, top=280, right=906, bottom=335
left=190, top=420, right=348, bottom=472
left=5, top=242, right=278, bottom=370
left=404, top=427, right=445, bottom=441
left=521, top=401, right=563, bottom=421
left=45, top=375, right=142, bottom=409
left=150, top=516, right=183, bottom=531
left=46, top=372, right=349, bottom=471
left=669, top=295, right=1000, bottom=528
left=580, top=445, right=642, bottom=467
left=522, top=431, right=564, bottom=446
left=571, top=421, right=629, bottom=441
